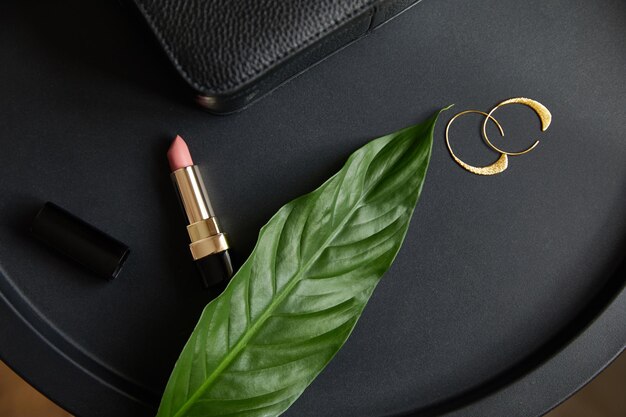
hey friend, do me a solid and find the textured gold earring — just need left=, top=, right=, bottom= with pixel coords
left=481, top=97, right=552, bottom=156
left=447, top=98, right=552, bottom=176
left=445, top=110, right=508, bottom=176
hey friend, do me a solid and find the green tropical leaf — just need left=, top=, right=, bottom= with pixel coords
left=157, top=109, right=446, bottom=417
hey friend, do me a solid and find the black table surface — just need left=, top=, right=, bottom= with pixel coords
left=1, top=1, right=625, bottom=416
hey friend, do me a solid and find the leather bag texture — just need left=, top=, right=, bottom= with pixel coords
left=132, top=0, right=422, bottom=113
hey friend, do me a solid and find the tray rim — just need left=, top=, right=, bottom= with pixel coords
left=1, top=256, right=624, bottom=417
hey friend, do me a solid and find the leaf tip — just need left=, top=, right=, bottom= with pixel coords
left=441, top=104, right=455, bottom=112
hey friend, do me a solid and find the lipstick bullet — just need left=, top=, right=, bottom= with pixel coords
left=167, top=135, right=233, bottom=288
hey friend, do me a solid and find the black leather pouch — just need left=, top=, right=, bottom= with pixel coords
left=132, top=0, right=422, bottom=113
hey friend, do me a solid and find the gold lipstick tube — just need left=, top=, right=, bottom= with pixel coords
left=171, top=165, right=233, bottom=285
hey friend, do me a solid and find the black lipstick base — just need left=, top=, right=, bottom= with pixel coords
left=196, top=250, right=233, bottom=289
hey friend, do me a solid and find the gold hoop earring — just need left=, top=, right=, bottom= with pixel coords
left=446, top=110, right=508, bottom=176
left=482, top=97, right=552, bottom=156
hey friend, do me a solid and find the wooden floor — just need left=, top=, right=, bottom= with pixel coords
left=0, top=352, right=624, bottom=416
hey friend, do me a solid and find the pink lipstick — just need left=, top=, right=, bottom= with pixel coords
left=167, top=136, right=195, bottom=171
left=168, top=135, right=233, bottom=287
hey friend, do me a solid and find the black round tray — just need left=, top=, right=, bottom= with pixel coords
left=1, top=1, right=625, bottom=416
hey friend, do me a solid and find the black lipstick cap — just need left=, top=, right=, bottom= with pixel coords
left=31, top=202, right=130, bottom=280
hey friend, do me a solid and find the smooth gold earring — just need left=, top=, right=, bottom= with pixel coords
left=445, top=110, right=508, bottom=176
